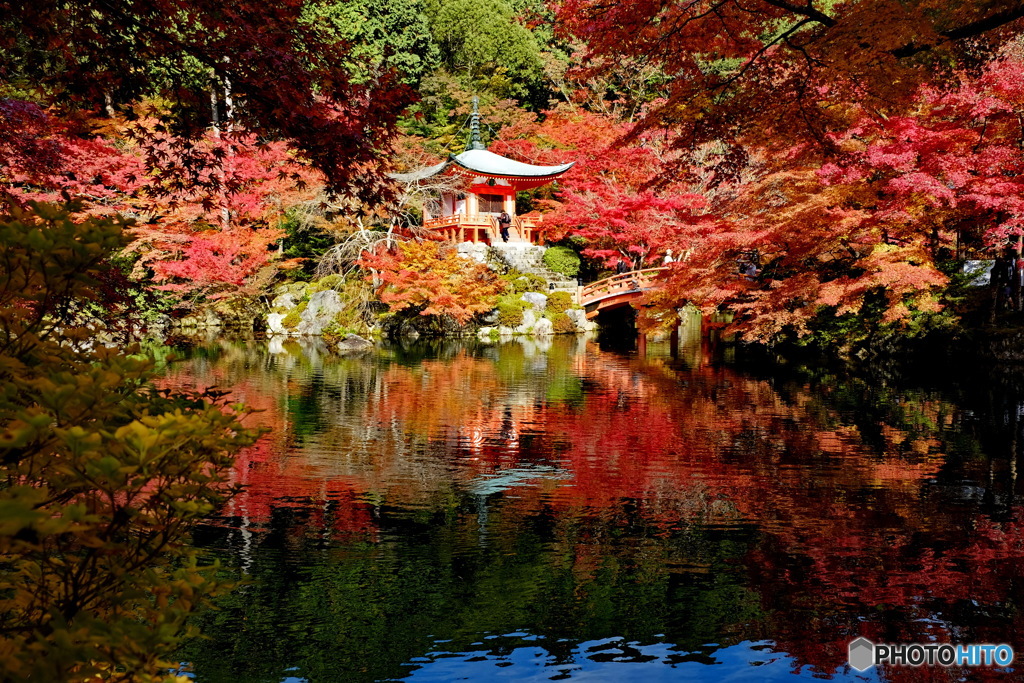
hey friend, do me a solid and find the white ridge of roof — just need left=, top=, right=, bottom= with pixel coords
left=450, top=149, right=574, bottom=178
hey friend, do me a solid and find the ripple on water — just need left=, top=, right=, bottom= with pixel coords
left=387, top=637, right=883, bottom=682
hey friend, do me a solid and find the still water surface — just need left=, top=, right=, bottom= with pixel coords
left=165, top=332, right=1024, bottom=682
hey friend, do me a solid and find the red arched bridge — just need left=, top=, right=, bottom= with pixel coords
left=578, top=267, right=667, bottom=319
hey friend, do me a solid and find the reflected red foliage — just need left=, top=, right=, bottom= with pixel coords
left=161, top=339, right=1024, bottom=676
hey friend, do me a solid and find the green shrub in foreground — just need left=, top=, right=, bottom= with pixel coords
left=0, top=202, right=260, bottom=683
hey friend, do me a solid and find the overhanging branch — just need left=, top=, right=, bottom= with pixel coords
left=893, top=3, right=1024, bottom=58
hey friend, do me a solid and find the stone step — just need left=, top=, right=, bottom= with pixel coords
left=487, top=243, right=576, bottom=291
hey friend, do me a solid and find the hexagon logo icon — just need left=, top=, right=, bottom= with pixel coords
left=849, top=637, right=875, bottom=672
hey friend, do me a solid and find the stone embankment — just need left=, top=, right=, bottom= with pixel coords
left=265, top=281, right=346, bottom=337
left=264, top=280, right=375, bottom=351
left=478, top=241, right=577, bottom=292
left=478, top=290, right=597, bottom=339
left=262, top=253, right=597, bottom=342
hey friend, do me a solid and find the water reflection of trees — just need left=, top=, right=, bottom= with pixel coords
left=165, top=336, right=1024, bottom=681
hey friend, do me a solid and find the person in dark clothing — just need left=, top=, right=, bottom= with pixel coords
left=498, top=211, right=511, bottom=242
left=992, top=248, right=1016, bottom=316
left=616, top=257, right=640, bottom=289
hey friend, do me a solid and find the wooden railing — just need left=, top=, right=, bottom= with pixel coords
left=515, top=216, right=543, bottom=243
left=423, top=213, right=493, bottom=229
left=580, top=267, right=668, bottom=305
left=422, top=213, right=545, bottom=243
left=422, top=213, right=495, bottom=243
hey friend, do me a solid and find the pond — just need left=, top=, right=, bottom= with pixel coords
left=164, top=329, right=1024, bottom=682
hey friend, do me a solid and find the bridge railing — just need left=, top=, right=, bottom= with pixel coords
left=579, top=267, right=668, bottom=305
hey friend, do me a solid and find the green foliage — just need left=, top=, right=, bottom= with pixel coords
left=0, top=202, right=260, bottom=682
left=549, top=311, right=576, bottom=333
left=543, top=246, right=581, bottom=278
left=280, top=213, right=336, bottom=280
left=503, top=272, right=546, bottom=294
left=314, top=274, right=345, bottom=292
left=100, top=249, right=176, bottom=333
left=520, top=274, right=547, bottom=293
left=546, top=291, right=574, bottom=314
left=303, top=0, right=439, bottom=86
left=282, top=301, right=308, bottom=330
left=496, top=299, right=525, bottom=327
left=423, top=0, right=545, bottom=100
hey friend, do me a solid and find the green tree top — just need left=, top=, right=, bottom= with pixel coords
left=303, top=0, right=440, bottom=86
left=424, top=0, right=545, bottom=100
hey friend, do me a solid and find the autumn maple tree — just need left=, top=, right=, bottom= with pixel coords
left=493, top=110, right=719, bottom=268
left=520, top=0, right=1024, bottom=342
left=555, top=0, right=1024, bottom=153
left=359, top=240, right=507, bottom=324
left=123, top=131, right=318, bottom=304
left=820, top=52, right=1024, bottom=253
left=632, top=50, right=1024, bottom=341
left=0, top=0, right=415, bottom=200
left=0, top=0, right=423, bottom=315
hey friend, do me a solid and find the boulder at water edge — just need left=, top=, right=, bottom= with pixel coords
left=533, top=318, right=554, bottom=336
left=337, top=333, right=374, bottom=353
left=295, top=290, right=345, bottom=336
left=267, top=313, right=287, bottom=336
left=521, top=292, right=547, bottom=310
left=566, top=309, right=587, bottom=328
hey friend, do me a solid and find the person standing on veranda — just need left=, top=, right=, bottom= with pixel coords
left=498, top=210, right=511, bottom=243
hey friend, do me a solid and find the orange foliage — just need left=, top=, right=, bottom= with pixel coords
left=359, top=241, right=507, bottom=324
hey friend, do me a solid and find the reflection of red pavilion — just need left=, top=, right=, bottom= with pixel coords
left=394, top=98, right=574, bottom=245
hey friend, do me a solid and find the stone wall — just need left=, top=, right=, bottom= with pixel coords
left=477, top=291, right=596, bottom=340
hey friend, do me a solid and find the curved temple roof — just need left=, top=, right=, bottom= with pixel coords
left=391, top=149, right=574, bottom=184
left=391, top=97, right=574, bottom=186
left=389, top=160, right=449, bottom=184
left=449, top=149, right=574, bottom=179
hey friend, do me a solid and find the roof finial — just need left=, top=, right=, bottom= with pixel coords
left=468, top=96, right=485, bottom=151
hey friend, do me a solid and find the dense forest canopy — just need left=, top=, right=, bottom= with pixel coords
left=1, top=0, right=1024, bottom=340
